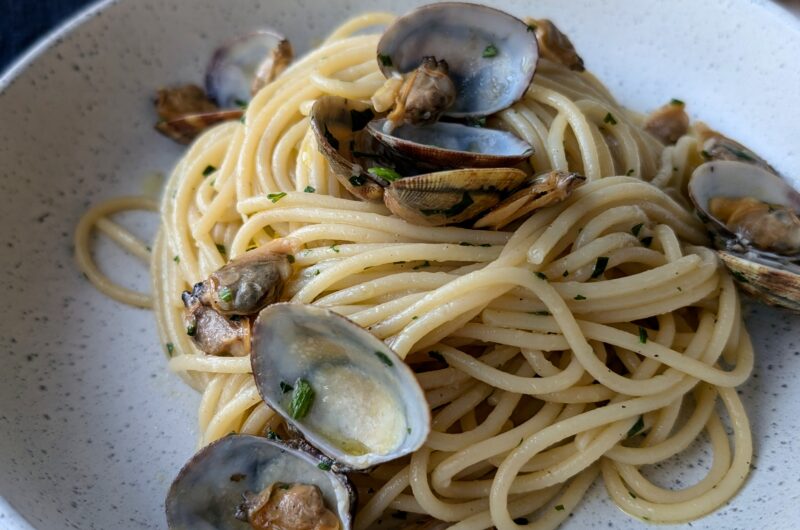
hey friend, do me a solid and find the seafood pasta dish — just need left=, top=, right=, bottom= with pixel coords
left=75, top=3, right=800, bottom=529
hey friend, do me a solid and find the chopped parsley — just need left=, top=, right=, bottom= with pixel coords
left=234, top=98, right=248, bottom=109
left=374, top=351, right=394, bottom=367
left=330, top=244, right=340, bottom=253
left=638, top=326, right=648, bottom=344
left=670, top=98, right=685, bottom=106
left=288, top=378, right=315, bottom=419
left=591, top=256, right=609, bottom=279
left=279, top=381, right=293, bottom=394
left=467, top=116, right=487, bottom=128
left=266, top=428, right=281, bottom=440
left=535, top=271, right=548, bottom=280
left=631, top=223, right=644, bottom=237
left=349, top=175, right=366, bottom=186
left=304, top=185, right=316, bottom=193
left=555, top=504, right=565, bottom=511
left=165, top=343, right=174, bottom=355
left=202, top=165, right=217, bottom=177
left=287, top=254, right=295, bottom=264
left=532, top=310, right=551, bottom=316
left=216, top=243, right=226, bottom=255
left=267, top=192, right=287, bottom=203
left=700, top=149, right=712, bottom=160
left=626, top=415, right=645, bottom=438
left=317, top=459, right=333, bottom=471
left=574, top=294, right=587, bottom=300
left=563, top=270, right=569, bottom=277
left=626, top=168, right=635, bottom=176
left=482, top=43, right=499, bottom=58
left=378, top=54, right=393, bottom=67
left=173, top=255, right=180, bottom=263
left=527, top=22, right=537, bottom=32
left=218, top=286, right=233, bottom=303
left=186, top=322, right=197, bottom=336
left=603, top=112, right=618, bottom=125
left=367, top=166, right=402, bottom=182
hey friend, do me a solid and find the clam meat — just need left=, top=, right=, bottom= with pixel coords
left=644, top=99, right=690, bottom=145
left=527, top=18, right=585, bottom=71
left=250, top=303, right=430, bottom=470
left=182, top=239, right=296, bottom=356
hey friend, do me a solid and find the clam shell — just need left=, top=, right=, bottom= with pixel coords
left=384, top=167, right=527, bottom=226
left=719, top=251, right=800, bottom=312
left=250, top=303, right=430, bottom=470
left=165, top=434, right=355, bottom=530
left=367, top=119, right=533, bottom=169
left=377, top=2, right=538, bottom=117
left=206, top=30, right=292, bottom=108
left=309, top=96, right=385, bottom=201
left=688, top=160, right=800, bottom=240
left=155, top=109, right=244, bottom=144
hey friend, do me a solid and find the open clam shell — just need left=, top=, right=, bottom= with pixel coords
left=309, top=96, right=386, bottom=201
left=367, top=119, right=533, bottom=169
left=251, top=303, right=431, bottom=470
left=166, top=435, right=354, bottom=530
left=206, top=30, right=293, bottom=108
left=384, top=167, right=527, bottom=226
left=689, top=160, right=800, bottom=311
left=377, top=2, right=538, bottom=118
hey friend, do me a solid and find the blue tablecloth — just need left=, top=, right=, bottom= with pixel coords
left=0, top=0, right=96, bottom=73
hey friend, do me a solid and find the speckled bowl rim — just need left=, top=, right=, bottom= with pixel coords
left=2, top=1, right=800, bottom=529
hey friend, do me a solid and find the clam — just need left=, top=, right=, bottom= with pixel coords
left=166, top=434, right=355, bottom=530
left=696, top=123, right=776, bottom=173
left=688, top=160, right=800, bottom=311
left=310, top=96, right=528, bottom=225
left=309, top=96, right=386, bottom=201
left=383, top=167, right=527, bottom=226
left=376, top=3, right=538, bottom=119
left=250, top=303, right=430, bottom=470
left=473, top=170, right=586, bottom=229
left=367, top=119, right=533, bottom=169
left=207, top=30, right=293, bottom=108
left=644, top=99, right=690, bottom=145
left=527, top=18, right=585, bottom=71
left=182, top=239, right=296, bottom=355
left=154, top=85, right=244, bottom=144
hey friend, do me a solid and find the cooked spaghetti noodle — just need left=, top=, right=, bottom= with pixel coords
left=75, top=12, right=754, bottom=530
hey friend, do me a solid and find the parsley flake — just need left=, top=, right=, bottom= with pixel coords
left=535, top=271, right=548, bottom=280
left=304, top=185, right=316, bottom=193
left=374, top=351, right=394, bottom=367
left=288, top=378, right=315, bottom=419
left=603, top=112, right=618, bottom=125
left=368, top=166, right=402, bottom=182
left=202, top=165, right=217, bottom=177
left=591, top=256, right=609, bottom=279
left=574, top=294, right=587, bottom=300
left=267, top=192, right=287, bottom=203
left=638, top=326, right=648, bottom=344
left=483, top=43, right=499, bottom=58
left=626, top=416, right=645, bottom=438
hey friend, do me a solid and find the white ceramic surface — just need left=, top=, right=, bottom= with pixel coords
left=1, top=1, right=800, bottom=529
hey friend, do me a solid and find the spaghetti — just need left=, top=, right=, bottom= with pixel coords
left=75, top=11, right=753, bottom=530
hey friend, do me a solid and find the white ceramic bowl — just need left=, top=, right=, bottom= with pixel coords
left=1, top=1, right=800, bottom=528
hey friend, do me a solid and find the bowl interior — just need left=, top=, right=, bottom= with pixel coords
left=1, top=0, right=799, bottom=528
